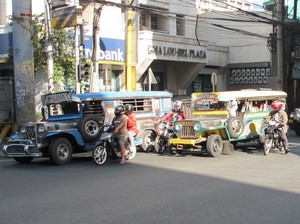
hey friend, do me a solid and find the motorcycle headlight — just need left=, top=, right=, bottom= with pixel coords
left=193, top=122, right=201, bottom=131
left=19, top=125, right=26, bottom=134
left=159, top=123, right=165, bottom=130
left=175, top=123, right=182, bottom=131
left=37, top=124, right=46, bottom=133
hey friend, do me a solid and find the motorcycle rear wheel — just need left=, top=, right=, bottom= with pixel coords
left=264, top=138, right=273, bottom=156
left=127, top=147, right=137, bottom=160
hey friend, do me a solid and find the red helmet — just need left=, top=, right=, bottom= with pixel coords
left=271, top=100, right=284, bottom=111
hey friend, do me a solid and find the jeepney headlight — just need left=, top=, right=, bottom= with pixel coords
left=175, top=123, right=182, bottom=131
left=19, top=125, right=26, bottom=134
left=294, top=108, right=300, bottom=119
left=37, top=124, right=46, bottom=133
left=193, top=122, right=201, bottom=131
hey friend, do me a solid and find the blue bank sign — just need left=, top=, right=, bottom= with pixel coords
left=84, top=36, right=125, bottom=63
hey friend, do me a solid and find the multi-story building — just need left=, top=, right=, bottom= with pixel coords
left=81, top=0, right=275, bottom=96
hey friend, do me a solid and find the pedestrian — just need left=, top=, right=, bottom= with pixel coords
left=113, top=105, right=128, bottom=164
left=124, top=104, right=138, bottom=152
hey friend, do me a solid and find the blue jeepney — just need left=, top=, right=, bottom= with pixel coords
left=1, top=90, right=173, bottom=165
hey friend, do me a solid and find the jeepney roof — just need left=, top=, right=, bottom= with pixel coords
left=192, top=90, right=287, bottom=102
left=76, top=91, right=173, bottom=101
left=42, top=90, right=174, bottom=105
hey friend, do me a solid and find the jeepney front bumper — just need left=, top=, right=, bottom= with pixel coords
left=2, top=140, right=43, bottom=157
left=169, top=137, right=204, bottom=145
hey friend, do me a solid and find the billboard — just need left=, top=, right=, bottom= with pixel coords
left=84, top=37, right=125, bottom=63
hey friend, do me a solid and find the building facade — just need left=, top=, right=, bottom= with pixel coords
left=80, top=0, right=275, bottom=96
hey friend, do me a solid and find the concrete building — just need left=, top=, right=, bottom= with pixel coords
left=80, top=0, right=275, bottom=96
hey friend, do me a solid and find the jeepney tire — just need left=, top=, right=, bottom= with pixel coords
left=168, top=144, right=177, bottom=156
left=226, top=116, right=244, bottom=139
left=142, top=130, right=155, bottom=152
left=206, top=134, right=223, bottom=157
left=78, top=115, right=102, bottom=142
left=13, top=157, right=34, bottom=164
left=49, top=138, right=73, bottom=165
left=294, top=127, right=300, bottom=136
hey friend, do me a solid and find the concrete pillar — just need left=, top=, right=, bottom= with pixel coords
left=12, top=0, right=36, bottom=124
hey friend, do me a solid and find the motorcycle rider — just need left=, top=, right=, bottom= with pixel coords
left=264, top=100, right=289, bottom=154
left=161, top=100, right=185, bottom=123
left=113, top=105, right=128, bottom=164
left=124, top=104, right=138, bottom=152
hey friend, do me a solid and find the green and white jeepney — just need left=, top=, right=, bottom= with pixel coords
left=169, top=89, right=287, bottom=157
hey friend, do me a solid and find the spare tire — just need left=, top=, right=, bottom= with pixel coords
left=78, top=115, right=102, bottom=142
left=226, top=116, right=244, bottom=139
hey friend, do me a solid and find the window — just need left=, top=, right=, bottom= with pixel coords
left=139, top=11, right=168, bottom=32
left=151, top=14, right=158, bottom=30
left=176, top=15, right=185, bottom=36
left=122, top=98, right=153, bottom=112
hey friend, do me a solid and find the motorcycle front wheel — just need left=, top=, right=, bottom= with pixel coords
left=93, top=143, right=108, bottom=165
left=154, top=136, right=168, bottom=154
left=264, top=137, right=273, bottom=156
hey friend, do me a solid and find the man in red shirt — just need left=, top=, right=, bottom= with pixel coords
left=124, top=104, right=138, bottom=152
left=161, top=100, right=184, bottom=123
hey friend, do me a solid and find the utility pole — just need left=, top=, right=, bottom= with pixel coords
left=90, top=5, right=102, bottom=93
left=276, top=0, right=283, bottom=90
left=125, top=0, right=137, bottom=91
left=12, top=0, right=35, bottom=124
left=44, top=0, right=55, bottom=93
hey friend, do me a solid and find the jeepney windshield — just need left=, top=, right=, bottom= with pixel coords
left=49, top=102, right=80, bottom=116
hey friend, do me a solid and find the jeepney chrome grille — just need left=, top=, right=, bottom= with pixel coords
left=6, top=145, right=25, bottom=154
left=178, top=126, right=198, bottom=138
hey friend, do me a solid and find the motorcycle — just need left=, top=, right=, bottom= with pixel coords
left=263, top=120, right=285, bottom=155
left=154, top=121, right=176, bottom=154
left=92, top=122, right=137, bottom=165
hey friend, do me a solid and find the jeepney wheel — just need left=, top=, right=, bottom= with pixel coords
left=226, top=116, right=244, bottom=139
left=78, top=115, right=102, bottom=142
left=206, top=134, right=223, bottom=157
left=168, top=144, right=177, bottom=155
left=13, top=157, right=34, bottom=164
left=142, top=130, right=155, bottom=152
left=49, top=137, right=73, bottom=165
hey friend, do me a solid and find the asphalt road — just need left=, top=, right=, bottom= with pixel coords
left=1, top=131, right=300, bottom=224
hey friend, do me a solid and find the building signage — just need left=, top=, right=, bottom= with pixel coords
left=147, top=45, right=207, bottom=59
left=84, top=37, right=125, bottom=63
